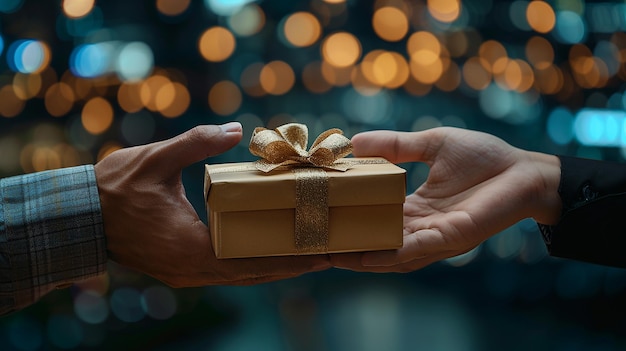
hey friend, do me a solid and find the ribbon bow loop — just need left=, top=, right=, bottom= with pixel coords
left=249, top=123, right=353, bottom=172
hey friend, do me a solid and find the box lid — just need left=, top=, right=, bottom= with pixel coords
left=205, top=157, right=406, bottom=212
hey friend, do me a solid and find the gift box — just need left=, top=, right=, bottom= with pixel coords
left=203, top=123, right=406, bottom=258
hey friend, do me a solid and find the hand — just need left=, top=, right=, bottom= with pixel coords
left=331, top=127, right=562, bottom=272
left=95, top=123, right=330, bottom=287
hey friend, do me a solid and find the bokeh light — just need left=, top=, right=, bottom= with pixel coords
left=116, top=42, right=154, bottom=81
left=110, top=287, right=145, bottom=323
left=61, top=5, right=104, bottom=38
left=407, top=31, right=444, bottom=84
left=302, top=61, right=333, bottom=93
left=0, top=0, right=23, bottom=13
left=12, top=72, right=42, bottom=99
left=7, top=39, right=51, bottom=74
left=74, top=290, right=109, bottom=324
left=240, top=62, right=265, bottom=96
left=372, top=6, right=409, bottom=42
left=368, top=51, right=409, bottom=89
left=553, top=10, right=586, bottom=44
left=81, top=97, right=114, bottom=135
left=321, top=61, right=353, bottom=87
left=322, top=32, right=361, bottom=68
left=205, top=0, right=255, bottom=16
left=462, top=57, right=491, bottom=90
left=526, top=36, right=554, bottom=69
left=141, top=285, right=178, bottom=320
left=199, top=26, right=236, bottom=62
left=228, top=3, right=265, bottom=37
left=97, top=141, right=123, bottom=161
left=117, top=81, right=143, bottom=113
left=260, top=60, right=295, bottom=95
left=160, top=82, right=190, bottom=118
left=70, top=42, right=114, bottom=78
left=283, top=12, right=321, bottom=47
left=547, top=107, right=575, bottom=144
left=156, top=0, right=190, bottom=17
left=0, top=85, right=25, bottom=117
left=427, top=0, right=461, bottom=23
left=62, top=0, right=95, bottom=18
left=526, top=0, right=556, bottom=34
left=574, top=109, right=626, bottom=146
left=209, top=80, right=242, bottom=115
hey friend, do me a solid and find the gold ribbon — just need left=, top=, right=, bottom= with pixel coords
left=248, top=123, right=355, bottom=254
left=293, top=168, right=329, bottom=254
left=249, top=123, right=353, bottom=173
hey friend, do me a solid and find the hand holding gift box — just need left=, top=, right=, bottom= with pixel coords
left=205, top=123, right=406, bottom=259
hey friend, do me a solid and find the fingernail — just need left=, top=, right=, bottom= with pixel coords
left=219, top=122, right=242, bottom=134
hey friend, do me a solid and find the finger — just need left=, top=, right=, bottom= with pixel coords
left=363, top=253, right=452, bottom=273
left=225, top=260, right=331, bottom=285
left=330, top=252, right=365, bottom=270
left=351, top=129, right=441, bottom=164
left=227, top=274, right=309, bottom=286
left=160, top=123, right=243, bottom=171
left=201, top=254, right=332, bottom=283
left=331, top=252, right=451, bottom=273
left=360, top=229, right=443, bottom=267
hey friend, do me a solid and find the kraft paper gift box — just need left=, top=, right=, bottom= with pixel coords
left=203, top=123, right=406, bottom=259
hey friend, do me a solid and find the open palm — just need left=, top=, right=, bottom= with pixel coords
left=331, top=127, right=561, bottom=272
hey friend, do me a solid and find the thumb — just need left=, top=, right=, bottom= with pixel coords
left=352, top=130, right=436, bottom=164
left=160, top=122, right=243, bottom=171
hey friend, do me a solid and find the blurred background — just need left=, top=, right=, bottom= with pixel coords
left=2, top=0, right=626, bottom=350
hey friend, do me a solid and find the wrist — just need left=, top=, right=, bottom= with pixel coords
left=527, top=152, right=562, bottom=225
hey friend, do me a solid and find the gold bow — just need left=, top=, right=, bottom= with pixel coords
left=249, top=123, right=353, bottom=172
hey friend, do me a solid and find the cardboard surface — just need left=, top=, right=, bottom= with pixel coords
left=204, top=158, right=406, bottom=258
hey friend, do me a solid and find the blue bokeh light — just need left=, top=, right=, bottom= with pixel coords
left=553, top=11, right=586, bottom=44
left=74, top=290, right=109, bottom=324
left=115, top=41, right=154, bottom=82
left=587, top=3, right=626, bottom=33
left=479, top=84, right=512, bottom=120
left=205, top=0, right=256, bottom=16
left=342, top=89, right=392, bottom=125
left=0, top=0, right=23, bottom=13
left=574, top=109, right=626, bottom=146
left=509, top=1, right=531, bottom=31
left=110, top=287, right=145, bottom=323
left=6, top=39, right=46, bottom=73
left=547, top=107, right=574, bottom=145
left=0, top=34, right=4, bottom=57
left=486, top=226, right=524, bottom=260
left=70, top=42, right=114, bottom=78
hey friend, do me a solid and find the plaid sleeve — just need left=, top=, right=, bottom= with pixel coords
left=0, top=165, right=107, bottom=315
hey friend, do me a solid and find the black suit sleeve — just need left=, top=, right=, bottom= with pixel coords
left=538, top=155, right=626, bottom=267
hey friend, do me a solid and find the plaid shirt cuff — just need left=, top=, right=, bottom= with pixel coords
left=0, top=165, right=107, bottom=315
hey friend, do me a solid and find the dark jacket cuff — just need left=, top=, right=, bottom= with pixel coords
left=538, top=155, right=626, bottom=267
